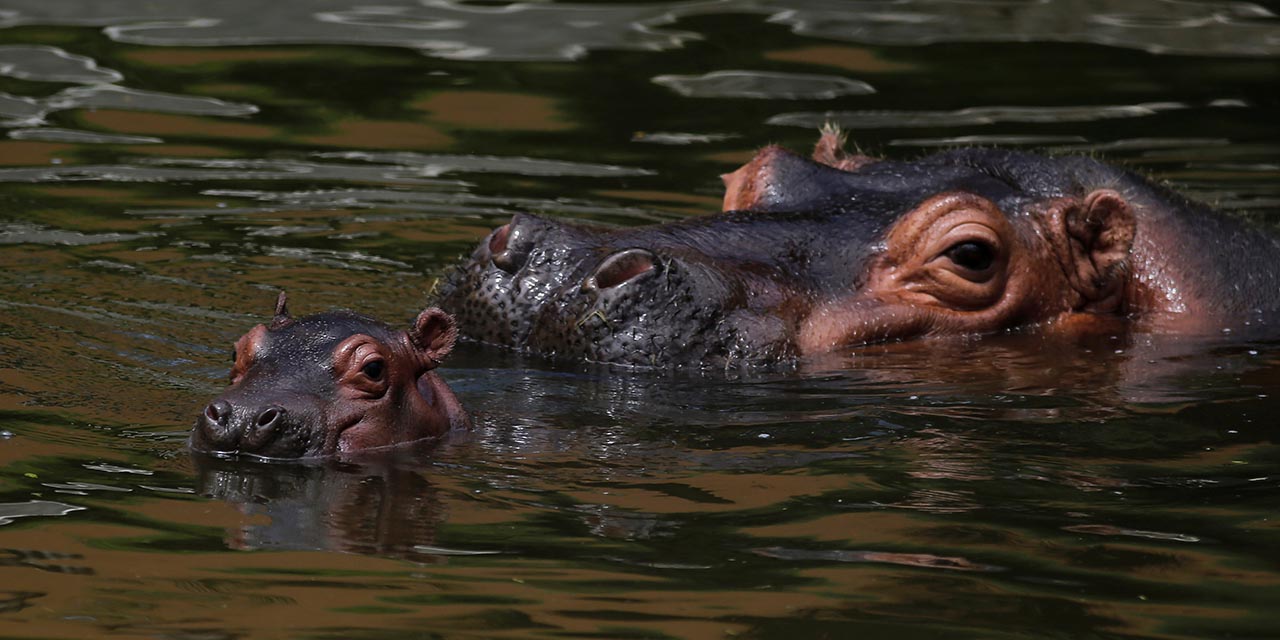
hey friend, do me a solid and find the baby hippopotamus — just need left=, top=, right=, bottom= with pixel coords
left=191, top=293, right=471, bottom=459
left=436, top=128, right=1280, bottom=368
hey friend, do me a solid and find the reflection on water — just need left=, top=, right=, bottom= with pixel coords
left=653, top=69, right=876, bottom=99
left=2, top=0, right=1278, bottom=57
left=0, top=44, right=256, bottom=140
left=194, top=452, right=452, bottom=560
left=0, top=0, right=1278, bottom=637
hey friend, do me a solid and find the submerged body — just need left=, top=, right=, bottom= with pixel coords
left=436, top=131, right=1280, bottom=368
left=191, top=294, right=471, bottom=459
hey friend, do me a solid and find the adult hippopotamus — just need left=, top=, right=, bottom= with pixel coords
left=191, top=293, right=471, bottom=458
left=435, top=128, right=1280, bottom=368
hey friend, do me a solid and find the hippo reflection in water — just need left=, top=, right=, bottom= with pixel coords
left=436, top=128, right=1280, bottom=368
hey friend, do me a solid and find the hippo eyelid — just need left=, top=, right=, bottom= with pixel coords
left=331, top=334, right=391, bottom=382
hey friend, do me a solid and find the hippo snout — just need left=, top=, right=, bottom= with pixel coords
left=437, top=209, right=806, bottom=366
left=193, top=398, right=310, bottom=457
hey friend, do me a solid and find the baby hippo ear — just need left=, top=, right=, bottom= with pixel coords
left=410, top=307, right=458, bottom=367
left=1064, top=189, right=1137, bottom=303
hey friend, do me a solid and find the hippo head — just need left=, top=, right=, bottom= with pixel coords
left=435, top=130, right=1143, bottom=368
left=191, top=294, right=471, bottom=459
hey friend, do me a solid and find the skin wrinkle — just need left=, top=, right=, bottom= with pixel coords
left=798, top=191, right=1036, bottom=354
left=882, top=194, right=1010, bottom=311
left=1028, top=198, right=1089, bottom=314
left=334, top=326, right=457, bottom=452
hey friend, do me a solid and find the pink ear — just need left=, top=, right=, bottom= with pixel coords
left=410, top=307, right=458, bottom=366
left=1066, top=189, right=1136, bottom=285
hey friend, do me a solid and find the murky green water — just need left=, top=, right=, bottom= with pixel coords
left=1, top=1, right=1279, bottom=638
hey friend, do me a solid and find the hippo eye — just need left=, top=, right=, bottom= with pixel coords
left=944, top=241, right=995, bottom=272
left=361, top=360, right=385, bottom=380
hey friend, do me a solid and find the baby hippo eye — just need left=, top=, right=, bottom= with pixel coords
left=361, top=360, right=385, bottom=380
left=944, top=240, right=996, bottom=272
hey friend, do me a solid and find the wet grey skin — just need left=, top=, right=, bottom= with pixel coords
left=193, top=312, right=398, bottom=458
left=432, top=147, right=1280, bottom=369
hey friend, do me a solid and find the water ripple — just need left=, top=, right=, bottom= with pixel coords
left=1062, top=524, right=1201, bottom=543
left=0, top=500, right=85, bottom=526
left=0, top=45, right=121, bottom=83
left=0, top=222, right=154, bottom=246
left=768, top=102, right=1198, bottom=129
left=0, top=45, right=257, bottom=129
left=2, top=0, right=1275, bottom=58
left=652, top=70, right=874, bottom=99
left=46, top=85, right=257, bottom=117
left=315, top=151, right=655, bottom=178
left=8, top=128, right=163, bottom=144
left=753, top=546, right=1004, bottom=572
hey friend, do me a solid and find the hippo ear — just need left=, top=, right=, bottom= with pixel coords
left=270, top=291, right=294, bottom=330
left=1064, top=189, right=1136, bottom=301
left=410, top=307, right=458, bottom=367
left=721, top=145, right=864, bottom=213
left=811, top=124, right=879, bottom=172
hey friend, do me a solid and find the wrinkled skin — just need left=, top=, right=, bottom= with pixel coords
left=191, top=294, right=471, bottom=459
left=436, top=130, right=1280, bottom=368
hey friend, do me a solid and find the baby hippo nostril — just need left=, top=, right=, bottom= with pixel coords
left=235, top=404, right=287, bottom=454
left=205, top=400, right=231, bottom=426
left=197, top=399, right=238, bottom=450
left=256, top=406, right=283, bottom=430
left=587, top=248, right=660, bottom=290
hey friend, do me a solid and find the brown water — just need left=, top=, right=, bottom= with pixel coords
left=1, top=1, right=1279, bottom=638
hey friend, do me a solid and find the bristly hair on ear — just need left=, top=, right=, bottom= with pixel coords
left=270, top=291, right=294, bottom=330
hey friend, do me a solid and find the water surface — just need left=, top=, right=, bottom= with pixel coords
left=1, top=1, right=1279, bottom=638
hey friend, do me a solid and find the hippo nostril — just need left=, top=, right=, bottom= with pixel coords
left=196, top=400, right=238, bottom=451
left=256, top=406, right=283, bottom=430
left=205, top=400, right=231, bottom=426
left=587, top=248, right=660, bottom=291
left=488, top=223, right=510, bottom=256
left=488, top=223, right=531, bottom=274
